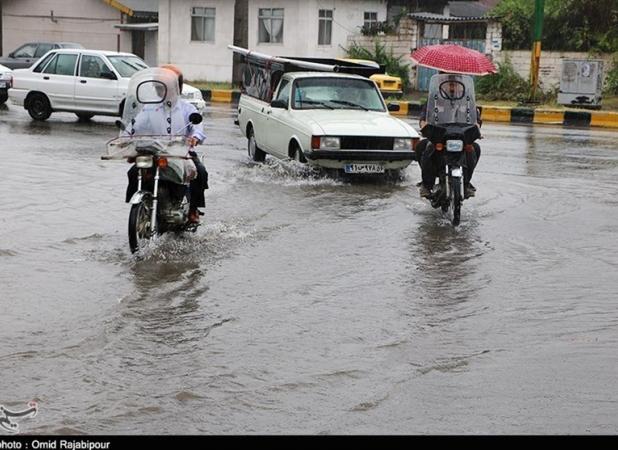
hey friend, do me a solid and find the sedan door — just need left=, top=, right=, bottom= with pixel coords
left=40, top=52, right=78, bottom=109
left=73, top=54, right=120, bottom=114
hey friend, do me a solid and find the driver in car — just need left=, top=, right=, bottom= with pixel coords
left=414, top=77, right=482, bottom=200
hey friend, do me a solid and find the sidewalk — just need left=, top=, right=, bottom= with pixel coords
left=201, top=89, right=618, bottom=129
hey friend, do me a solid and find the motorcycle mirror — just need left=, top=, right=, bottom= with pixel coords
left=115, top=120, right=126, bottom=131
left=189, top=113, right=202, bottom=125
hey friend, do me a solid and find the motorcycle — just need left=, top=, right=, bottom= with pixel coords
left=102, top=68, right=204, bottom=253
left=420, top=73, right=481, bottom=226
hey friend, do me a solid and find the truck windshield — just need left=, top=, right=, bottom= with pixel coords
left=107, top=55, right=148, bottom=78
left=292, top=77, right=385, bottom=111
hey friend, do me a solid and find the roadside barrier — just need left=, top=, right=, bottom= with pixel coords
left=202, top=90, right=618, bottom=129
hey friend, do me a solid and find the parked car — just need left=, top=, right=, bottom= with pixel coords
left=9, top=48, right=205, bottom=121
left=0, top=64, right=12, bottom=104
left=339, top=58, right=404, bottom=98
left=237, top=71, right=419, bottom=174
left=0, top=42, right=83, bottom=69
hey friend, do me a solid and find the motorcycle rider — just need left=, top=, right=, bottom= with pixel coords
left=414, top=76, right=481, bottom=200
left=124, top=65, right=208, bottom=224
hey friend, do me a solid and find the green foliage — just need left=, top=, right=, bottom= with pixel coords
left=475, top=58, right=529, bottom=101
left=604, top=54, right=618, bottom=95
left=360, top=21, right=395, bottom=36
left=345, top=41, right=411, bottom=92
left=492, top=0, right=618, bottom=52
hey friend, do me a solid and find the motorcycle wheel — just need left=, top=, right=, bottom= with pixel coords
left=450, top=176, right=462, bottom=226
left=128, top=201, right=152, bottom=253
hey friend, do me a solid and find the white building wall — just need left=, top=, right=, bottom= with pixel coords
left=158, top=0, right=235, bottom=82
left=248, top=0, right=387, bottom=59
left=1, top=0, right=124, bottom=55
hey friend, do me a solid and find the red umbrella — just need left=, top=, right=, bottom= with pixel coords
left=411, top=44, right=497, bottom=76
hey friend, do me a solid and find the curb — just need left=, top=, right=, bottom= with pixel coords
left=391, top=102, right=618, bottom=129
left=200, top=89, right=241, bottom=103
left=201, top=90, right=618, bottom=129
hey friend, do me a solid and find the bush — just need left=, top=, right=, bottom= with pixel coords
left=475, top=58, right=529, bottom=101
left=604, top=54, right=618, bottom=95
left=360, top=21, right=395, bottom=36
left=345, top=41, right=410, bottom=92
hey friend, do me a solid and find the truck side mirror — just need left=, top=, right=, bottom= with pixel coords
left=387, top=103, right=400, bottom=112
left=270, top=99, right=287, bottom=109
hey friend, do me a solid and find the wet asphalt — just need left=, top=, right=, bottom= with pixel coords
left=1, top=102, right=617, bottom=434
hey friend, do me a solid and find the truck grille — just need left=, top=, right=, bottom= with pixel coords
left=340, top=136, right=394, bottom=150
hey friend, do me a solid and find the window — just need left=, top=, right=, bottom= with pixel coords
left=80, top=55, right=110, bottom=79
left=107, top=55, right=148, bottom=78
left=318, top=10, right=333, bottom=45
left=258, top=8, right=284, bottom=43
left=292, top=77, right=385, bottom=111
left=275, top=79, right=291, bottom=105
left=33, top=52, right=56, bottom=73
left=191, top=7, right=216, bottom=42
left=13, top=44, right=37, bottom=58
left=363, top=11, right=378, bottom=29
left=42, top=53, right=78, bottom=76
left=34, top=44, right=54, bottom=58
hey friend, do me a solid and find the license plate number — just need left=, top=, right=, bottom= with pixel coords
left=344, top=164, right=385, bottom=174
left=0, top=82, right=6, bottom=89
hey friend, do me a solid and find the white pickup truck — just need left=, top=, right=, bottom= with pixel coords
left=237, top=71, right=419, bottom=174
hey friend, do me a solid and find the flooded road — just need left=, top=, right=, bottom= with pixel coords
left=1, top=103, right=617, bottom=434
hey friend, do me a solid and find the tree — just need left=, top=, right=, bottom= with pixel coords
left=493, top=0, right=618, bottom=52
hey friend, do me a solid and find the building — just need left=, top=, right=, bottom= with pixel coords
left=0, top=0, right=157, bottom=62
left=158, top=0, right=388, bottom=83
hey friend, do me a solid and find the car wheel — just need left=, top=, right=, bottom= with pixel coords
left=75, top=113, right=94, bottom=121
left=292, top=143, right=306, bottom=163
left=247, top=127, right=266, bottom=162
left=0, top=92, right=7, bottom=105
left=27, top=93, right=52, bottom=121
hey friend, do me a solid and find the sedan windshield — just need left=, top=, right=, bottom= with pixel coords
left=292, top=77, right=385, bottom=111
left=107, top=55, right=148, bottom=78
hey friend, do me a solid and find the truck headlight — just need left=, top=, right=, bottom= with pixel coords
left=311, top=136, right=340, bottom=150
left=393, top=138, right=413, bottom=150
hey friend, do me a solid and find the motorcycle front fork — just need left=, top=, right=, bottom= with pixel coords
left=138, top=167, right=161, bottom=235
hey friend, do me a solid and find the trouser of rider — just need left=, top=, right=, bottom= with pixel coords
left=125, top=163, right=209, bottom=209
left=416, top=140, right=481, bottom=188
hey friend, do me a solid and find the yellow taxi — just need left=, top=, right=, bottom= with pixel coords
left=339, top=58, right=404, bottom=98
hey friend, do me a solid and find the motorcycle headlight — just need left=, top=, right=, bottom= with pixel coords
left=393, top=138, right=413, bottom=150
left=135, top=155, right=153, bottom=168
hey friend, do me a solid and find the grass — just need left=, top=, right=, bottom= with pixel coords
left=186, top=80, right=234, bottom=90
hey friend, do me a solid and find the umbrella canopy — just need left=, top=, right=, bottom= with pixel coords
left=411, top=44, right=497, bottom=76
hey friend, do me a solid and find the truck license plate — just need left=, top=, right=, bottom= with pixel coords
left=344, top=164, right=385, bottom=174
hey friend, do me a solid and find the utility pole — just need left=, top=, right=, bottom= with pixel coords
left=528, top=0, right=545, bottom=102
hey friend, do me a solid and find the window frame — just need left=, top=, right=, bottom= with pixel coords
left=258, top=8, right=284, bottom=44
left=363, top=11, right=378, bottom=29
left=318, top=9, right=333, bottom=46
left=190, top=6, right=216, bottom=43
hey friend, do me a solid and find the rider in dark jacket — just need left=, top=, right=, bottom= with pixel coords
left=414, top=102, right=481, bottom=199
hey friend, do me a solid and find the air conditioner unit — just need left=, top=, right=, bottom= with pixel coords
left=558, top=59, right=603, bottom=108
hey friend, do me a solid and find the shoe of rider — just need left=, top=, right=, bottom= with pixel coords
left=464, top=183, right=476, bottom=199
left=188, top=208, right=200, bottom=224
